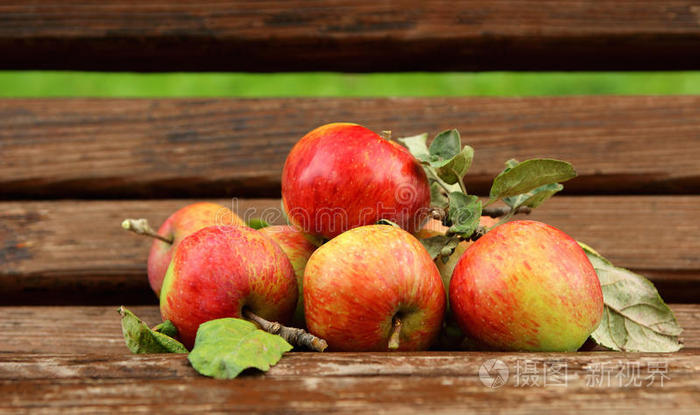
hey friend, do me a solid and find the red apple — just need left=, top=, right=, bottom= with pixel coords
left=259, top=225, right=317, bottom=326
left=304, top=225, right=445, bottom=351
left=450, top=220, right=604, bottom=351
left=146, top=202, right=244, bottom=297
left=282, top=123, right=431, bottom=240
left=160, top=225, right=297, bottom=349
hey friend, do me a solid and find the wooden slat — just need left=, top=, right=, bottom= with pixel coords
left=1, top=196, right=699, bottom=304
left=0, top=351, right=698, bottom=414
left=1, top=1, right=699, bottom=71
left=0, top=366, right=697, bottom=415
left=1, top=305, right=697, bottom=413
left=2, top=97, right=700, bottom=199
left=0, top=199, right=282, bottom=305
left=0, top=304, right=697, bottom=354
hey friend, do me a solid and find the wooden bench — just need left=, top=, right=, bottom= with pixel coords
left=1, top=2, right=699, bottom=413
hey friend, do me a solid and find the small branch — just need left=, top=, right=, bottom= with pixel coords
left=121, top=218, right=173, bottom=244
left=482, top=206, right=531, bottom=218
left=243, top=309, right=328, bottom=352
left=429, top=207, right=446, bottom=221
left=451, top=168, right=468, bottom=194
left=388, top=316, right=402, bottom=350
left=463, top=226, right=488, bottom=242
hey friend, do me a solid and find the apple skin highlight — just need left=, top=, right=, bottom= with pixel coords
left=282, top=123, right=431, bottom=240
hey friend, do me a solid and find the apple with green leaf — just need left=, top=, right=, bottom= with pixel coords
left=304, top=224, right=445, bottom=351
left=449, top=220, right=604, bottom=351
left=122, top=202, right=244, bottom=297
left=282, top=123, right=431, bottom=239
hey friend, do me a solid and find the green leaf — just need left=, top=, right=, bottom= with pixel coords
left=119, top=307, right=188, bottom=354
left=397, top=133, right=430, bottom=162
left=153, top=320, right=179, bottom=338
left=504, top=183, right=564, bottom=209
left=429, top=129, right=461, bottom=160
left=188, top=318, right=293, bottom=379
left=447, top=193, right=482, bottom=236
left=247, top=218, right=270, bottom=230
left=429, top=182, right=449, bottom=209
left=489, top=159, right=576, bottom=201
left=420, top=235, right=461, bottom=260
left=430, top=145, right=474, bottom=185
left=580, top=244, right=683, bottom=352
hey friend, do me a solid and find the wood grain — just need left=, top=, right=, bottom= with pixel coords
left=0, top=305, right=697, bottom=413
left=1, top=1, right=699, bottom=71
left=0, top=351, right=697, bottom=414
left=2, top=97, right=700, bottom=199
left=1, top=196, right=698, bottom=304
left=0, top=304, right=697, bottom=355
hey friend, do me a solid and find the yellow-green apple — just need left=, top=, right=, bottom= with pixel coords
left=303, top=225, right=445, bottom=351
left=450, top=220, right=603, bottom=351
left=123, top=202, right=244, bottom=297
left=282, top=123, right=431, bottom=239
left=259, top=225, right=317, bottom=326
left=160, top=225, right=297, bottom=349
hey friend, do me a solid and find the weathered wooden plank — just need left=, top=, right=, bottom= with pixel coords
left=1, top=1, right=699, bottom=71
left=1, top=351, right=698, bottom=381
left=1, top=197, right=698, bottom=304
left=0, top=354, right=697, bottom=414
left=2, top=97, right=700, bottom=199
left=0, top=304, right=696, bottom=355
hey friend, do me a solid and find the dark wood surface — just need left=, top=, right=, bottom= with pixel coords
left=0, top=304, right=697, bottom=414
left=0, top=304, right=697, bottom=355
left=1, top=1, right=700, bottom=71
left=2, top=97, right=700, bottom=199
left=1, top=196, right=699, bottom=304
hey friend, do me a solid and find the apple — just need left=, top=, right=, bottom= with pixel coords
left=123, top=202, right=245, bottom=297
left=160, top=225, right=297, bottom=349
left=282, top=123, right=431, bottom=240
left=259, top=225, right=317, bottom=326
left=450, top=220, right=604, bottom=351
left=303, top=225, right=445, bottom=351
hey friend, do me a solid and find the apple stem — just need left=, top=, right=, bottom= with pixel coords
left=243, top=309, right=328, bottom=352
left=388, top=316, right=402, bottom=350
left=482, top=206, right=531, bottom=218
left=121, top=218, right=173, bottom=244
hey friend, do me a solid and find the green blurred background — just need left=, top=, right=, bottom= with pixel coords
left=2, top=71, right=699, bottom=97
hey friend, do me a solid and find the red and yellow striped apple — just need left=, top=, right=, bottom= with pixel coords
left=259, top=225, right=317, bottom=326
left=450, top=220, right=604, bottom=351
left=304, top=225, right=445, bottom=351
left=145, top=202, right=244, bottom=297
left=282, top=123, right=431, bottom=240
left=160, top=225, right=297, bottom=349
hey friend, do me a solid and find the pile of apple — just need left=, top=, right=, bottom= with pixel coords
left=124, top=122, right=603, bottom=353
